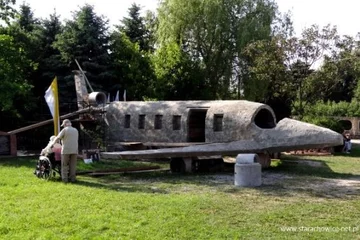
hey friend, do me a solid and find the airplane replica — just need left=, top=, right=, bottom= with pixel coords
left=71, top=71, right=344, bottom=173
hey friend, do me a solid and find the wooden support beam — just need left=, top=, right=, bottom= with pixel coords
left=10, top=134, right=17, bottom=156
left=76, top=166, right=161, bottom=176
left=7, top=108, right=90, bottom=135
left=110, top=142, right=205, bottom=148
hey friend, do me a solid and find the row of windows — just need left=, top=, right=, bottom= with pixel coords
left=123, top=114, right=224, bottom=131
left=124, top=115, right=182, bottom=130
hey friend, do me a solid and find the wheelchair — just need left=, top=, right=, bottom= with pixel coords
left=34, top=153, right=61, bottom=180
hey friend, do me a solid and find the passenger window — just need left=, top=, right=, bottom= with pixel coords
left=213, top=114, right=223, bottom=132
left=173, top=115, right=181, bottom=130
left=138, top=115, right=145, bottom=129
left=124, top=114, right=131, bottom=128
left=155, top=115, right=163, bottom=129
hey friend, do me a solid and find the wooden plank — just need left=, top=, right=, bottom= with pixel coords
left=111, top=142, right=143, bottom=146
left=77, top=166, right=161, bottom=175
left=196, top=155, right=222, bottom=160
left=143, top=142, right=205, bottom=147
left=101, top=151, right=224, bottom=159
left=110, top=142, right=205, bottom=148
left=7, top=108, right=90, bottom=134
left=88, top=168, right=169, bottom=176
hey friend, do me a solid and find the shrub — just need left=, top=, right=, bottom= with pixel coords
left=301, top=115, right=343, bottom=133
left=292, top=100, right=360, bottom=117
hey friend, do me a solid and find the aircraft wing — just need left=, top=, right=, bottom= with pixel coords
left=101, top=139, right=340, bottom=159
left=101, top=118, right=344, bottom=159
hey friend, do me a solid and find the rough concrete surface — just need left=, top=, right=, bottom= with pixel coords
left=102, top=118, right=343, bottom=159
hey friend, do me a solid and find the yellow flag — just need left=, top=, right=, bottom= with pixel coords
left=44, top=77, right=60, bottom=135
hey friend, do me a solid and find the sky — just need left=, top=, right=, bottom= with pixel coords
left=17, top=0, right=360, bottom=37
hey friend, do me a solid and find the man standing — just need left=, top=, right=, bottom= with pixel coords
left=54, top=119, right=79, bottom=183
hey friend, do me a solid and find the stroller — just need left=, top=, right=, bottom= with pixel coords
left=34, top=150, right=62, bottom=180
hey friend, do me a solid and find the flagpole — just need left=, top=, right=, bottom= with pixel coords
left=53, top=77, right=60, bottom=135
left=44, top=77, right=60, bottom=135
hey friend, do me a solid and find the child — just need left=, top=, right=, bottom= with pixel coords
left=343, top=132, right=352, bottom=154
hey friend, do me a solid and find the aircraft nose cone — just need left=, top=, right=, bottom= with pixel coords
left=255, top=118, right=344, bottom=151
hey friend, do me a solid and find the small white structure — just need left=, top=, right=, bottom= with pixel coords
left=234, top=154, right=262, bottom=187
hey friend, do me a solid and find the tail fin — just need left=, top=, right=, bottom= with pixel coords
left=73, top=70, right=89, bottom=110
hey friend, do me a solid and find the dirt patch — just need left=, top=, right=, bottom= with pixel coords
left=205, top=172, right=360, bottom=198
left=282, top=159, right=324, bottom=167
left=205, top=172, right=293, bottom=185
left=98, top=166, right=360, bottom=198
left=305, top=178, right=360, bottom=198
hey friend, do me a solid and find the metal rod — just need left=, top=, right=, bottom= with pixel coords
left=75, top=59, right=94, bottom=93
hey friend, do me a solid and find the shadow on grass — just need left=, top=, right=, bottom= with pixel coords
left=69, top=154, right=360, bottom=199
left=0, top=156, right=161, bottom=172
left=253, top=150, right=360, bottom=199
left=267, top=158, right=360, bottom=179
left=332, top=143, right=360, bottom=158
left=2, top=150, right=360, bottom=199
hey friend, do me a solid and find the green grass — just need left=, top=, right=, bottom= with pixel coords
left=0, top=148, right=360, bottom=240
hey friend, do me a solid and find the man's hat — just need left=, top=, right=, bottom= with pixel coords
left=61, top=119, right=71, bottom=127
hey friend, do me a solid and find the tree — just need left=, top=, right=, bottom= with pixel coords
left=35, top=11, right=69, bottom=115
left=143, top=10, right=157, bottom=53
left=284, top=24, right=339, bottom=72
left=289, top=60, right=313, bottom=116
left=245, top=24, right=340, bottom=116
left=0, top=34, right=33, bottom=126
left=298, top=34, right=360, bottom=105
left=0, top=3, right=44, bottom=126
left=2, top=3, right=43, bottom=73
left=54, top=4, right=113, bottom=103
left=156, top=0, right=278, bottom=99
left=38, top=10, right=64, bottom=71
left=324, top=36, right=360, bottom=102
left=0, top=34, right=32, bottom=110
left=152, top=41, right=206, bottom=100
left=110, top=32, right=156, bottom=100
left=242, top=36, right=294, bottom=119
left=18, top=3, right=39, bottom=32
left=0, top=0, right=16, bottom=24
left=119, top=3, right=151, bottom=52
left=109, top=4, right=160, bottom=101
left=230, top=0, right=278, bottom=99
left=242, top=37, right=289, bottom=102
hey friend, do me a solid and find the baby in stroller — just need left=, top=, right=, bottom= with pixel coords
left=34, top=136, right=62, bottom=179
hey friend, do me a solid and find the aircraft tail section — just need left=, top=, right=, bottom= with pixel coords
left=73, top=70, right=89, bottom=109
left=73, top=70, right=107, bottom=110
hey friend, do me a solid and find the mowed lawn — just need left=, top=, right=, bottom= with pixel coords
left=0, top=148, right=360, bottom=240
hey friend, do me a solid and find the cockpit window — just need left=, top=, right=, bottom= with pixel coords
left=254, top=109, right=275, bottom=129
